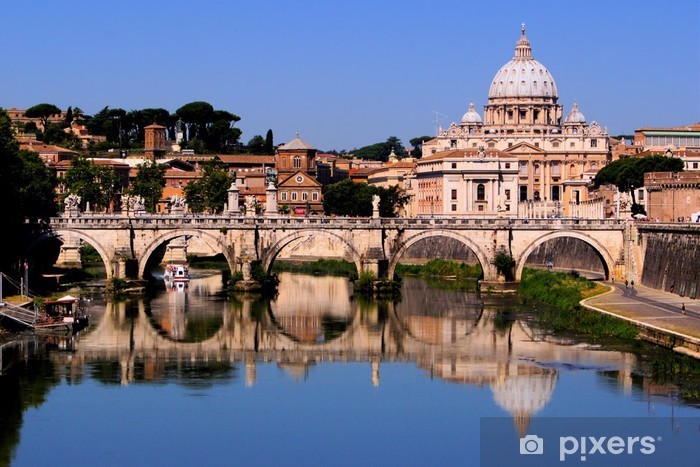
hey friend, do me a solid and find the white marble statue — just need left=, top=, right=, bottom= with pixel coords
left=64, top=193, right=81, bottom=210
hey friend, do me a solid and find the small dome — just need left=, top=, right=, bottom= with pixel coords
left=461, top=103, right=482, bottom=124
left=564, top=102, right=586, bottom=123
left=488, top=25, right=558, bottom=99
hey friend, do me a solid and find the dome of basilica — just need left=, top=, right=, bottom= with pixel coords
left=461, top=103, right=482, bottom=124
left=488, top=25, right=558, bottom=100
left=564, top=102, right=586, bottom=123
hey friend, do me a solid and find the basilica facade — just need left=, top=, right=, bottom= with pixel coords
left=420, top=25, right=612, bottom=217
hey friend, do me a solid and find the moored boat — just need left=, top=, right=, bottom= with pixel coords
left=34, top=295, right=90, bottom=334
left=163, top=261, right=190, bottom=282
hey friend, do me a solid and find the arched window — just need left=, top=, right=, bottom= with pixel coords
left=293, top=156, right=301, bottom=168
left=477, top=184, right=485, bottom=201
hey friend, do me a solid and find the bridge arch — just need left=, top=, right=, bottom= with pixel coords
left=138, top=229, right=232, bottom=279
left=387, top=230, right=492, bottom=279
left=29, top=229, right=116, bottom=278
left=515, top=231, right=615, bottom=281
left=261, top=230, right=363, bottom=275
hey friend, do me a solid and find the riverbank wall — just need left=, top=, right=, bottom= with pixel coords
left=637, top=224, right=700, bottom=299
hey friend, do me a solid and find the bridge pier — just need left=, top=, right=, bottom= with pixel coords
left=55, top=234, right=82, bottom=269
left=161, top=237, right=188, bottom=265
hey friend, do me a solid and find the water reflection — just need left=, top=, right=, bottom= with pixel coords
left=1, top=271, right=698, bottom=464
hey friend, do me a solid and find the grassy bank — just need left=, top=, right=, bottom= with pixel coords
left=519, top=268, right=638, bottom=339
left=396, top=259, right=482, bottom=280
left=271, top=259, right=357, bottom=277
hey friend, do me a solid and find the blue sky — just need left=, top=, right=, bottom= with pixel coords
left=3, top=0, right=699, bottom=151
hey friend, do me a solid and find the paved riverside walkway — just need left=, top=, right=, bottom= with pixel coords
left=582, top=282, right=700, bottom=356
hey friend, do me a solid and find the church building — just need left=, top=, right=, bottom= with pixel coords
left=422, top=25, right=613, bottom=217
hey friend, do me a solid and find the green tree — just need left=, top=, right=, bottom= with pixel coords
left=247, top=135, right=266, bottom=154
left=176, top=101, right=215, bottom=141
left=0, top=109, right=23, bottom=225
left=322, top=179, right=407, bottom=217
left=352, top=136, right=407, bottom=162
left=17, top=150, right=57, bottom=218
left=183, top=160, right=232, bottom=213
left=63, top=156, right=122, bottom=212
left=130, top=160, right=166, bottom=213
left=409, top=136, right=433, bottom=158
left=264, top=129, right=274, bottom=154
left=594, top=155, right=684, bottom=206
left=64, top=106, right=73, bottom=127
left=24, top=103, right=62, bottom=130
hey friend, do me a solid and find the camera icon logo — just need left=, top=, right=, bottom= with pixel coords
left=520, top=435, right=544, bottom=455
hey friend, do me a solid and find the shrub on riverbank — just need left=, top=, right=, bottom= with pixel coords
left=272, top=259, right=357, bottom=277
left=396, top=259, right=482, bottom=279
left=520, top=268, right=637, bottom=339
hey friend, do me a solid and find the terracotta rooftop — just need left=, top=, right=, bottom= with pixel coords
left=20, top=143, right=77, bottom=154
left=218, top=154, right=275, bottom=164
left=279, top=134, right=316, bottom=151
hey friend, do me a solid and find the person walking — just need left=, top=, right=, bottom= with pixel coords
left=681, top=303, right=686, bottom=315
left=625, top=279, right=629, bottom=289
left=611, top=274, right=615, bottom=283
left=631, top=279, right=635, bottom=289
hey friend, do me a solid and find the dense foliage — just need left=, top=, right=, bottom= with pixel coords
left=322, top=179, right=409, bottom=217
left=183, top=160, right=232, bottom=213
left=63, top=155, right=122, bottom=212
left=396, top=258, right=482, bottom=279
left=129, top=160, right=166, bottom=213
left=519, top=268, right=638, bottom=339
left=352, top=136, right=407, bottom=162
left=594, top=155, right=684, bottom=209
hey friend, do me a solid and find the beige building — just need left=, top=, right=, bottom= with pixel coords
left=411, top=148, right=519, bottom=217
left=644, top=171, right=700, bottom=222
left=423, top=25, right=612, bottom=217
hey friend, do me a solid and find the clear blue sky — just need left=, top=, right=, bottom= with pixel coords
left=3, top=0, right=699, bottom=151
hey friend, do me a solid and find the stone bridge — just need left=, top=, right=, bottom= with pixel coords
left=34, top=214, right=632, bottom=282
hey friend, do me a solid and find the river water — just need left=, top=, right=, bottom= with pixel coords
left=1, top=271, right=699, bottom=466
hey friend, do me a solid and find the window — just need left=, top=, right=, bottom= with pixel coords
left=281, top=192, right=287, bottom=201
left=478, top=205, right=484, bottom=212
left=472, top=143, right=477, bottom=148
left=573, top=128, right=578, bottom=135
left=293, top=156, right=301, bottom=168
left=693, top=162, right=699, bottom=169
left=451, top=162, right=457, bottom=169
left=505, top=189, right=511, bottom=200
left=508, top=142, right=513, bottom=148
left=591, top=139, right=598, bottom=148
left=505, top=162, right=511, bottom=169
left=451, top=204, right=457, bottom=212
left=488, top=142, right=495, bottom=148
left=312, top=192, right=319, bottom=201
left=637, top=189, right=644, bottom=201
left=302, top=192, right=308, bottom=201
left=477, top=184, right=485, bottom=201
left=570, top=142, right=575, bottom=148
left=553, top=142, right=560, bottom=148
left=534, top=142, right=539, bottom=148
left=281, top=158, right=287, bottom=168
left=520, top=163, right=527, bottom=175
left=451, top=189, right=457, bottom=200
left=520, top=186, right=528, bottom=201
left=552, top=163, right=560, bottom=175
left=551, top=186, right=560, bottom=201
left=534, top=164, right=540, bottom=175
left=291, top=192, right=298, bottom=201
left=450, top=139, right=457, bottom=148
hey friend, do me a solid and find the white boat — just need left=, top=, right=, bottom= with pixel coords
left=163, top=261, right=190, bottom=282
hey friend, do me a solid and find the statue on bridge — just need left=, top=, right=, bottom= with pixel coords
left=63, top=193, right=81, bottom=217
left=169, top=195, right=186, bottom=214
left=245, top=195, right=258, bottom=217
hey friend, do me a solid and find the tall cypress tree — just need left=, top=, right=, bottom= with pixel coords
left=264, top=129, right=274, bottom=154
